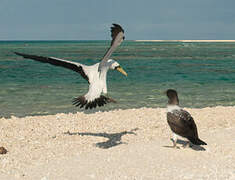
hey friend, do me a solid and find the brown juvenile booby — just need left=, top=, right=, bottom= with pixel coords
left=15, top=24, right=127, bottom=110
left=165, top=89, right=207, bottom=148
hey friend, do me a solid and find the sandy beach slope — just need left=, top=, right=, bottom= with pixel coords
left=0, top=107, right=235, bottom=179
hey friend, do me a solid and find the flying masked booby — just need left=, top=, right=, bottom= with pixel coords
left=165, top=89, right=207, bottom=148
left=15, top=24, right=127, bottom=110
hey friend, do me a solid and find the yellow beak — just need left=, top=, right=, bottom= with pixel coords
left=116, top=67, right=127, bottom=76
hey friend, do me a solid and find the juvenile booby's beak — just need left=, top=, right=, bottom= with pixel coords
left=116, top=66, right=127, bottom=76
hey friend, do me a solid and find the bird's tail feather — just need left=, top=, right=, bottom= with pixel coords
left=72, top=95, right=116, bottom=109
left=190, top=138, right=207, bottom=145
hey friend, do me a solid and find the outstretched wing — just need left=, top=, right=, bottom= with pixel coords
left=98, top=24, right=125, bottom=71
left=14, top=52, right=90, bottom=83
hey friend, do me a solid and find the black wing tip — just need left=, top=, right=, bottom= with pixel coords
left=72, top=95, right=116, bottom=110
left=190, top=138, right=207, bottom=145
left=198, top=139, right=207, bottom=145
left=14, top=52, right=30, bottom=58
left=14, top=52, right=23, bottom=56
left=111, top=23, right=124, bottom=32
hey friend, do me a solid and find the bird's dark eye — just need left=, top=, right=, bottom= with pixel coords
left=115, top=65, right=121, bottom=69
left=123, top=36, right=125, bottom=40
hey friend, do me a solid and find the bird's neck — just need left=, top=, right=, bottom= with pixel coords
left=99, top=67, right=109, bottom=79
left=167, top=104, right=181, bottom=113
left=167, top=97, right=180, bottom=112
left=168, top=97, right=179, bottom=105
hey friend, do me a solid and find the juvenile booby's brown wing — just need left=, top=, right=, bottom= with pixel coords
left=14, top=52, right=89, bottom=83
left=167, top=109, right=207, bottom=145
left=98, top=24, right=125, bottom=71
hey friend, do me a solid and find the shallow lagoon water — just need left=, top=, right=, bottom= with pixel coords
left=1, top=41, right=235, bottom=117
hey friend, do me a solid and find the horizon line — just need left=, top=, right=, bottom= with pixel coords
left=135, top=40, right=235, bottom=42
left=1, top=39, right=235, bottom=42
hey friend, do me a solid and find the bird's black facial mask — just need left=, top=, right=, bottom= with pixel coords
left=115, top=66, right=127, bottom=76
left=115, top=65, right=121, bottom=70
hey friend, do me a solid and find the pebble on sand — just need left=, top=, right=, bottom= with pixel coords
left=0, top=147, right=7, bottom=154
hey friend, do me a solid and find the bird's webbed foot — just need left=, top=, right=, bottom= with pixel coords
left=172, top=140, right=180, bottom=149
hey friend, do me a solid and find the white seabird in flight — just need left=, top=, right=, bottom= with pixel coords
left=15, top=24, right=127, bottom=109
left=165, top=89, right=207, bottom=148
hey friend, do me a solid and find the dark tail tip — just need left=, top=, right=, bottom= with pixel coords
left=192, top=138, right=207, bottom=145
left=199, top=139, right=207, bottom=145
left=72, top=95, right=116, bottom=110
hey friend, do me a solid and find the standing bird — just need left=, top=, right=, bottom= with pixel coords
left=15, top=24, right=127, bottom=109
left=165, top=89, right=207, bottom=148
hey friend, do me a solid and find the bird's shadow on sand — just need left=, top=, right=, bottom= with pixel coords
left=163, top=138, right=206, bottom=151
left=64, top=128, right=139, bottom=149
left=80, top=107, right=122, bottom=115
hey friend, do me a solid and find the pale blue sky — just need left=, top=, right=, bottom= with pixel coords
left=1, top=0, right=235, bottom=40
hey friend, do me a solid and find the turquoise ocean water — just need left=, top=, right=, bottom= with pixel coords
left=1, top=41, right=235, bottom=117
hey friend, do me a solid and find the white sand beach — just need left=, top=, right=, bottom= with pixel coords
left=0, top=107, right=235, bottom=179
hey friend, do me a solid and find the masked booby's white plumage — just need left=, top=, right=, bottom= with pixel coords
left=15, top=24, right=127, bottom=109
